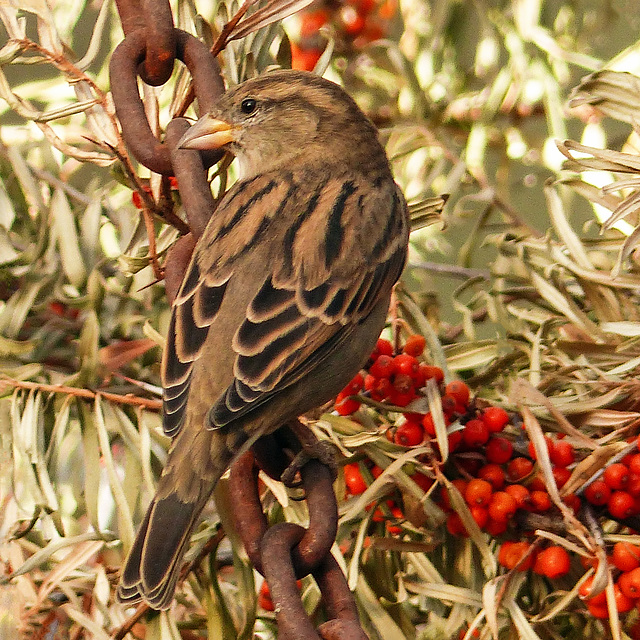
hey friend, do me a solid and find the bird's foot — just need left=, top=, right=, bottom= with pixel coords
left=280, top=440, right=339, bottom=489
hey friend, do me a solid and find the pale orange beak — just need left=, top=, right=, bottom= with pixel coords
left=177, top=114, right=236, bottom=150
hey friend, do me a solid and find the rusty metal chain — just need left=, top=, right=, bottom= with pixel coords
left=229, top=425, right=369, bottom=640
left=110, top=0, right=225, bottom=296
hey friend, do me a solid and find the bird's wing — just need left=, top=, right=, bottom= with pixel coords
left=161, top=170, right=408, bottom=436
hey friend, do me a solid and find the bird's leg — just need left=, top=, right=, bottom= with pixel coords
left=278, top=419, right=339, bottom=489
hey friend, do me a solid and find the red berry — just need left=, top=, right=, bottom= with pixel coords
left=392, top=353, right=420, bottom=378
left=403, top=334, right=426, bottom=357
left=498, top=541, right=534, bottom=571
left=505, top=484, right=531, bottom=509
left=448, top=430, right=463, bottom=452
left=370, top=355, right=394, bottom=378
left=387, top=387, right=416, bottom=407
left=604, top=463, right=630, bottom=490
left=420, top=365, right=444, bottom=383
left=445, top=380, right=470, bottom=407
left=488, top=491, right=517, bottom=522
left=584, top=479, right=611, bottom=506
left=335, top=391, right=360, bottom=415
left=533, top=546, right=570, bottom=578
left=462, top=419, right=490, bottom=448
left=470, top=506, right=489, bottom=529
left=477, top=464, right=506, bottom=490
left=440, top=479, right=467, bottom=511
left=394, top=421, right=424, bottom=447
left=550, top=440, right=575, bottom=468
left=342, top=373, right=364, bottom=394
left=618, top=567, right=640, bottom=598
left=393, top=373, right=414, bottom=394
left=446, top=513, right=468, bottom=537
left=608, top=490, right=636, bottom=519
left=258, top=580, right=275, bottom=611
left=506, top=457, right=534, bottom=482
left=464, top=478, right=493, bottom=507
left=612, top=542, right=640, bottom=572
left=411, top=472, right=434, bottom=492
left=344, top=463, right=367, bottom=495
left=529, top=490, right=552, bottom=512
left=628, top=454, right=640, bottom=476
left=552, top=466, right=571, bottom=488
left=480, top=406, right=510, bottom=432
left=485, top=437, right=513, bottom=464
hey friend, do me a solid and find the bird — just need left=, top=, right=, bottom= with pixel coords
left=117, top=68, right=410, bottom=609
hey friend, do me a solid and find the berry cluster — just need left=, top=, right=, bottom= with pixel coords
left=290, top=0, right=396, bottom=71
left=333, top=333, right=640, bottom=623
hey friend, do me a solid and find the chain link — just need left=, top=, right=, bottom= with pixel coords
left=229, top=426, right=369, bottom=639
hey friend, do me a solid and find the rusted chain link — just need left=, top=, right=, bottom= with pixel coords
left=114, top=0, right=176, bottom=86
left=110, top=29, right=224, bottom=175
left=229, top=427, right=369, bottom=639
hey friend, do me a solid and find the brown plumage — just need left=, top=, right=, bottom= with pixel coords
left=117, top=69, right=409, bottom=609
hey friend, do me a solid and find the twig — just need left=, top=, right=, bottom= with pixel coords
left=1, top=378, right=162, bottom=410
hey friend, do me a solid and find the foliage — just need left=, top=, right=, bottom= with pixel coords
left=3, top=0, right=640, bottom=639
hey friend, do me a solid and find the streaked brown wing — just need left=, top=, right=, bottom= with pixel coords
left=161, top=169, right=408, bottom=436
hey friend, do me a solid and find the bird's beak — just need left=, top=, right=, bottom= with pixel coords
left=177, top=114, right=236, bottom=150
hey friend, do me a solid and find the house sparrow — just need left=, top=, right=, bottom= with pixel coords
left=117, top=68, right=409, bottom=609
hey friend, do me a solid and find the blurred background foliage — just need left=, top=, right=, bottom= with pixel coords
left=4, top=0, right=640, bottom=638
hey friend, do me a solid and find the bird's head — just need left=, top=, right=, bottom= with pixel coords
left=178, top=69, right=385, bottom=178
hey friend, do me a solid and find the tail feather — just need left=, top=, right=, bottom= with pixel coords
left=117, top=492, right=207, bottom=610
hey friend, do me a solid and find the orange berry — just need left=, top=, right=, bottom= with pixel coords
left=344, top=463, right=367, bottom=495
left=608, top=490, right=636, bottom=519
left=446, top=512, right=468, bottom=537
left=462, top=419, right=490, bottom=448
left=470, top=506, right=489, bottom=529
left=488, top=491, right=517, bottom=522
left=527, top=436, right=556, bottom=462
left=485, top=437, right=513, bottom=464
left=480, top=406, right=510, bottom=432
left=464, top=478, right=493, bottom=507
left=533, top=546, right=570, bottom=578
left=505, top=484, right=531, bottom=509
left=506, top=457, right=534, bottom=482
left=604, top=463, right=630, bottom=490
left=613, top=542, right=640, bottom=572
left=586, top=601, right=609, bottom=619
left=614, top=583, right=635, bottom=613
left=478, top=463, right=506, bottom=490
left=619, top=567, right=640, bottom=598
left=552, top=466, right=571, bottom=488
left=529, top=490, right=552, bottom=512
left=258, top=580, right=275, bottom=611
left=394, top=421, right=424, bottom=447
left=403, top=334, right=426, bottom=357
left=584, top=479, right=611, bottom=506
left=420, top=365, right=444, bottom=383
left=445, top=380, right=470, bottom=407
left=579, top=576, right=606, bottom=604
left=550, top=440, right=575, bottom=468
left=498, top=541, right=534, bottom=571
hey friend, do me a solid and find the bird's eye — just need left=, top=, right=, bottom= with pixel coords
left=240, top=98, right=257, bottom=115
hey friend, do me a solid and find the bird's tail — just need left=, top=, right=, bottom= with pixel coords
left=117, top=488, right=210, bottom=610
left=117, top=424, right=243, bottom=609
